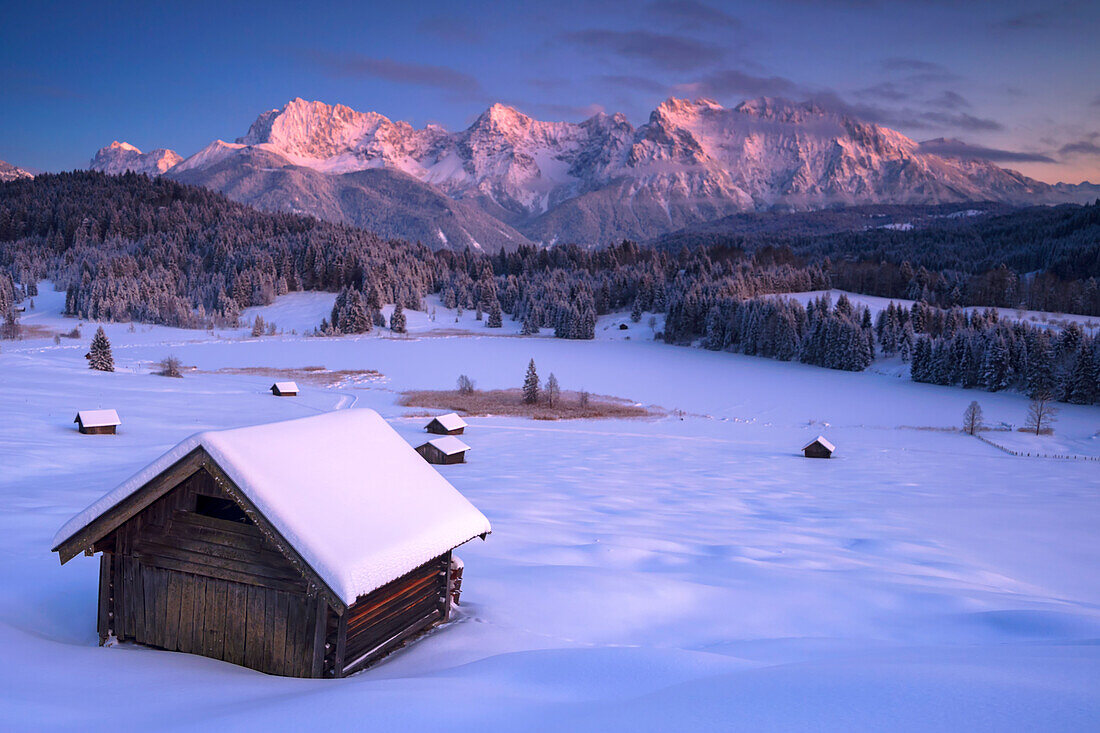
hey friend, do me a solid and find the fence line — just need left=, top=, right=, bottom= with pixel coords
left=972, top=433, right=1100, bottom=461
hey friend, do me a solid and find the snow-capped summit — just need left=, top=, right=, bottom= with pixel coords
left=0, top=159, right=34, bottom=182
left=90, top=141, right=183, bottom=176
left=91, top=95, right=1088, bottom=249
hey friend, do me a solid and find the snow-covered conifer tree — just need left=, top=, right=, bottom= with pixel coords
left=87, top=326, right=114, bottom=372
left=523, top=359, right=539, bottom=404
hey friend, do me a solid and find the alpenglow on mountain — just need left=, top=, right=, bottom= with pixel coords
left=89, top=97, right=1083, bottom=251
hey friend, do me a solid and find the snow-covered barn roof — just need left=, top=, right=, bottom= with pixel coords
left=423, top=436, right=471, bottom=456
left=74, top=409, right=121, bottom=428
left=803, top=435, right=835, bottom=452
left=428, top=412, right=468, bottom=432
left=271, top=381, right=299, bottom=393
left=52, top=409, right=491, bottom=605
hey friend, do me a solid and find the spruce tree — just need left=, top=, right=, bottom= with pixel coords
left=390, top=302, right=407, bottom=333
left=87, top=326, right=114, bottom=372
left=521, top=312, right=539, bottom=336
left=523, top=359, right=539, bottom=404
left=487, top=298, right=503, bottom=328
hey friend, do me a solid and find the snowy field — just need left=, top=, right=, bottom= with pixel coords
left=2, top=285, right=1099, bottom=730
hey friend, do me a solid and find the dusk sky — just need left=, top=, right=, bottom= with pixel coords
left=2, top=0, right=1098, bottom=182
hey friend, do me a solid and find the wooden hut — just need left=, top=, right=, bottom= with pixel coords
left=270, top=381, right=299, bottom=397
left=51, top=410, right=491, bottom=678
left=425, top=412, right=467, bottom=436
left=416, top=436, right=470, bottom=465
left=802, top=435, right=835, bottom=459
left=74, top=409, right=121, bottom=435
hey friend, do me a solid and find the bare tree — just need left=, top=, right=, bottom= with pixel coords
left=578, top=389, right=590, bottom=408
left=545, top=373, right=561, bottom=407
left=962, top=400, right=984, bottom=435
left=456, top=374, right=475, bottom=395
left=1024, top=391, right=1058, bottom=435
left=156, top=355, right=183, bottom=378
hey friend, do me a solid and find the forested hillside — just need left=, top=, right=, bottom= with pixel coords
left=0, top=172, right=1096, bottom=404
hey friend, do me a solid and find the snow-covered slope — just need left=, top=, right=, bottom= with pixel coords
left=90, top=141, right=183, bottom=176
left=2, top=282, right=1099, bottom=729
left=0, top=159, right=34, bottom=182
left=96, top=96, right=1093, bottom=247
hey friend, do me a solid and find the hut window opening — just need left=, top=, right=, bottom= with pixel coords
left=194, top=494, right=252, bottom=524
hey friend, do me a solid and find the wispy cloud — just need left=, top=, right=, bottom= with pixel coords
left=596, top=75, right=671, bottom=94
left=560, top=29, right=722, bottom=71
left=1059, top=134, right=1100, bottom=157
left=679, top=69, right=802, bottom=99
left=918, top=138, right=1054, bottom=163
left=928, top=90, right=970, bottom=110
left=646, top=1, right=741, bottom=29
left=881, top=57, right=959, bottom=83
left=919, top=111, right=1002, bottom=132
left=305, top=51, right=483, bottom=95
left=416, top=16, right=486, bottom=44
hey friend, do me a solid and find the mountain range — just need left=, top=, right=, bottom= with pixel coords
left=88, top=97, right=1097, bottom=251
left=0, top=159, right=34, bottom=182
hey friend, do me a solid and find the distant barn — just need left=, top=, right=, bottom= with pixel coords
left=270, top=381, right=299, bottom=396
left=416, top=436, right=470, bottom=465
left=51, top=410, right=491, bottom=678
left=425, top=412, right=467, bottom=435
left=802, top=435, right=835, bottom=459
left=74, top=409, right=121, bottom=435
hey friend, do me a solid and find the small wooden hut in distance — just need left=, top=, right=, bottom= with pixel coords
left=425, top=412, right=467, bottom=436
left=74, top=409, right=121, bottom=435
left=416, top=436, right=470, bottom=465
left=270, top=381, right=299, bottom=397
left=51, top=410, right=491, bottom=678
left=802, top=435, right=835, bottom=459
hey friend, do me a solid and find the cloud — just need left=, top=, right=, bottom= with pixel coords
left=560, top=29, right=722, bottom=71
left=918, top=138, right=1054, bottom=163
left=990, top=10, right=1053, bottom=30
left=807, top=92, right=1004, bottom=134
left=918, top=111, right=1002, bottom=132
left=928, top=91, right=970, bottom=110
left=416, top=16, right=485, bottom=44
left=854, top=82, right=910, bottom=102
left=679, top=69, right=802, bottom=99
left=1092, top=94, right=1100, bottom=107
left=305, top=51, right=483, bottom=95
left=596, top=75, right=670, bottom=94
left=880, top=57, right=959, bottom=83
left=646, top=1, right=741, bottom=29
left=1059, top=135, right=1100, bottom=157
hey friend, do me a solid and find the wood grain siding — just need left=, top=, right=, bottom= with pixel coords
left=79, top=424, right=116, bottom=435
left=803, top=443, right=833, bottom=459
left=339, top=553, right=450, bottom=676
left=103, top=466, right=321, bottom=676
left=415, top=444, right=466, bottom=465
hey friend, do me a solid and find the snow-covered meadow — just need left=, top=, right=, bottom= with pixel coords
left=2, top=285, right=1099, bottom=730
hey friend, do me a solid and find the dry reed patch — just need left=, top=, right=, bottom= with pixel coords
left=400, top=388, right=659, bottom=420
left=208, top=365, right=384, bottom=388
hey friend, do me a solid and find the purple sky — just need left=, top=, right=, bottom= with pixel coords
left=2, top=0, right=1097, bottom=182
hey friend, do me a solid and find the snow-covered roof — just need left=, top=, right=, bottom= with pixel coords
left=74, top=409, right=121, bottom=428
left=803, top=435, right=835, bottom=452
left=423, top=436, right=471, bottom=456
left=272, top=381, right=299, bottom=393
left=52, top=409, right=491, bottom=605
left=429, top=412, right=468, bottom=431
